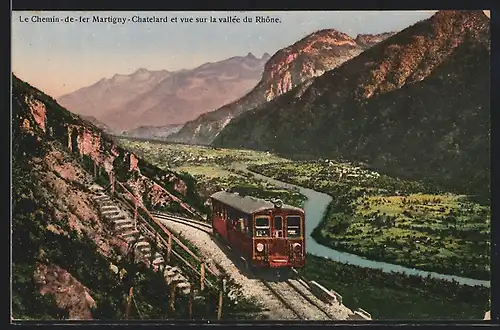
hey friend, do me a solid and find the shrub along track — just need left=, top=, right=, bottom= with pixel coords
left=152, top=212, right=354, bottom=320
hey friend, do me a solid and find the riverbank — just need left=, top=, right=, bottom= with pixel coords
left=248, top=161, right=490, bottom=281
left=310, top=220, right=489, bottom=281
left=298, top=254, right=489, bottom=320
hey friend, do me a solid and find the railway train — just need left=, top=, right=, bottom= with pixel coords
left=210, top=191, right=305, bottom=269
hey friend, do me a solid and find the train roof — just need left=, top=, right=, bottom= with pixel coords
left=210, top=191, right=303, bottom=215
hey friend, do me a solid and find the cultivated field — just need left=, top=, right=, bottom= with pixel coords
left=249, top=161, right=491, bottom=280
left=116, top=138, right=306, bottom=208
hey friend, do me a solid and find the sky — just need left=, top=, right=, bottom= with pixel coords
left=11, top=10, right=442, bottom=98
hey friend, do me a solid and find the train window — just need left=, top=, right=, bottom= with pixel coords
left=274, top=216, right=283, bottom=238
left=246, top=216, right=253, bottom=237
left=244, top=217, right=250, bottom=235
left=286, top=216, right=302, bottom=238
left=255, top=216, right=270, bottom=237
left=238, top=218, right=245, bottom=232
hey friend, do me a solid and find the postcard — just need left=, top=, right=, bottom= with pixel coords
left=11, top=9, right=491, bottom=322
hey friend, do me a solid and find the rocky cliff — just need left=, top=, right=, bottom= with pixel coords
left=12, top=74, right=207, bottom=319
left=168, top=30, right=395, bottom=145
left=213, top=10, right=490, bottom=199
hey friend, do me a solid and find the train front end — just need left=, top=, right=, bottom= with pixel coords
left=252, top=200, right=305, bottom=269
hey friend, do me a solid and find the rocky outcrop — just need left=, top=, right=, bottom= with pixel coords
left=168, top=30, right=395, bottom=145
left=354, top=32, right=396, bottom=48
left=15, top=75, right=206, bottom=218
left=33, top=263, right=97, bottom=320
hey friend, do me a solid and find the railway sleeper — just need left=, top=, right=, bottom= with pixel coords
left=121, top=230, right=141, bottom=241
left=122, top=236, right=137, bottom=244
left=97, top=201, right=114, bottom=207
left=135, top=241, right=150, bottom=249
left=116, top=223, right=135, bottom=232
left=107, top=217, right=127, bottom=227
left=100, top=204, right=118, bottom=210
left=136, top=243, right=151, bottom=253
left=113, top=219, right=131, bottom=227
left=89, top=185, right=104, bottom=192
left=167, top=277, right=191, bottom=295
left=98, top=201, right=115, bottom=207
left=100, top=207, right=119, bottom=214
left=136, top=241, right=152, bottom=258
left=153, top=256, right=165, bottom=266
left=93, top=195, right=110, bottom=201
left=95, top=199, right=112, bottom=205
left=168, top=274, right=187, bottom=284
left=175, top=282, right=191, bottom=295
left=163, top=268, right=193, bottom=296
left=93, top=194, right=110, bottom=200
left=164, top=268, right=188, bottom=283
left=101, top=210, right=120, bottom=218
left=107, top=214, right=127, bottom=222
left=134, top=250, right=152, bottom=265
left=152, top=259, right=166, bottom=273
left=100, top=206, right=119, bottom=213
left=167, top=276, right=191, bottom=293
left=164, top=269, right=177, bottom=278
left=151, top=252, right=164, bottom=264
left=108, top=215, right=127, bottom=223
left=164, top=265, right=181, bottom=277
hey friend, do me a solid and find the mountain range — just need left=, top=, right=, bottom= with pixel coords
left=168, top=30, right=396, bottom=145
left=57, top=53, right=271, bottom=132
left=212, top=10, right=491, bottom=199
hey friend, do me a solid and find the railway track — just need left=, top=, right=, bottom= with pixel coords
left=151, top=211, right=349, bottom=320
left=152, top=212, right=213, bottom=234
left=261, top=279, right=337, bottom=320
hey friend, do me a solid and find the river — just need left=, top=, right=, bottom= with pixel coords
left=239, top=165, right=490, bottom=288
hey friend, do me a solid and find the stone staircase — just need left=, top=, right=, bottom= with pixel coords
left=90, top=186, right=192, bottom=295
left=164, top=265, right=192, bottom=295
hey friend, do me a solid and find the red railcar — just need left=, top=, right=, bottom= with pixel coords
left=210, top=191, right=305, bottom=269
